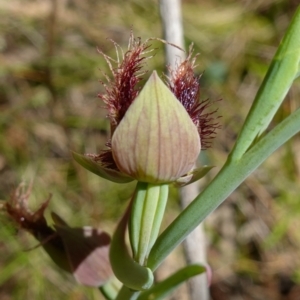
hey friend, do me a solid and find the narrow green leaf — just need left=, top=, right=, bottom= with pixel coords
left=137, top=264, right=206, bottom=300
left=230, top=6, right=300, bottom=160
left=72, top=151, right=134, bottom=183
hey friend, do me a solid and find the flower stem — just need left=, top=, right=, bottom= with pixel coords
left=129, top=182, right=169, bottom=265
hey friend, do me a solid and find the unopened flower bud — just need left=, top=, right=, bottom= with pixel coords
left=112, top=71, right=200, bottom=183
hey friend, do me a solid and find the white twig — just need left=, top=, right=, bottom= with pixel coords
left=159, top=1, right=209, bottom=299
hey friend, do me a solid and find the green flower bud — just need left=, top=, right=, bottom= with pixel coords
left=74, top=35, right=219, bottom=185
left=111, top=71, right=200, bottom=183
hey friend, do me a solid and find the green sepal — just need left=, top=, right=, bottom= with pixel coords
left=174, top=166, right=214, bottom=187
left=137, top=264, right=206, bottom=300
left=230, top=5, right=300, bottom=160
left=72, top=151, right=134, bottom=183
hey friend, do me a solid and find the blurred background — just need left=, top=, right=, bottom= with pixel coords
left=0, top=0, right=300, bottom=299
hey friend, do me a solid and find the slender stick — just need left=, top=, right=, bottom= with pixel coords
left=159, top=1, right=209, bottom=299
left=160, top=0, right=185, bottom=65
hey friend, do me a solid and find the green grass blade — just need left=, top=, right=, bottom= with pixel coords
left=230, top=5, right=300, bottom=160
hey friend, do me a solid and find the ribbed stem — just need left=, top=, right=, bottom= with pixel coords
left=129, top=182, right=169, bottom=265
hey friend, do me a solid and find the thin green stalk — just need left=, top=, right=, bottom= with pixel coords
left=130, top=182, right=169, bottom=265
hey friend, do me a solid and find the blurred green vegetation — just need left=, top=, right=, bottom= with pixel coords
left=0, top=0, right=300, bottom=299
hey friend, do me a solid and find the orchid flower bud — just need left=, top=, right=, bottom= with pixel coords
left=73, top=35, right=219, bottom=185
left=111, top=71, right=200, bottom=183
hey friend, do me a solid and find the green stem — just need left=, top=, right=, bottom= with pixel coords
left=109, top=200, right=154, bottom=291
left=148, top=107, right=300, bottom=271
left=130, top=182, right=169, bottom=265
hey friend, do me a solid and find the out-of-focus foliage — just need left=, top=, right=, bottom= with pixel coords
left=0, top=0, right=299, bottom=299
